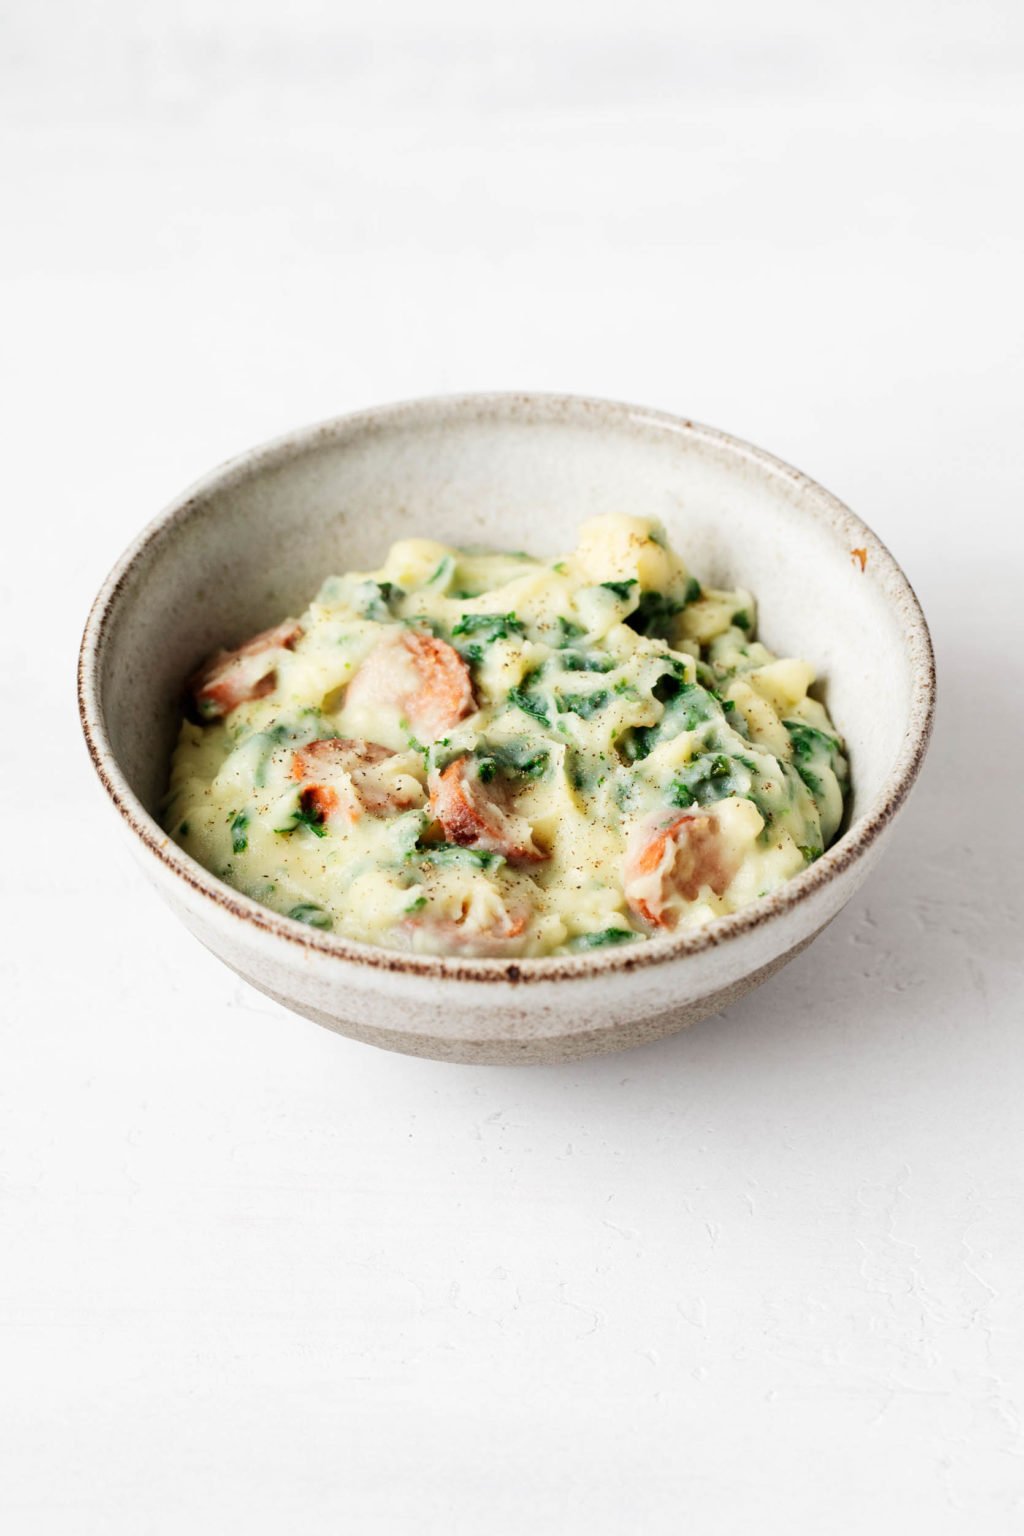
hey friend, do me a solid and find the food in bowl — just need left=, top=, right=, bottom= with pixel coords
left=166, top=513, right=848, bottom=958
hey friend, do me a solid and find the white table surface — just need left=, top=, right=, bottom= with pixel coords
left=4, top=2, right=1023, bottom=1530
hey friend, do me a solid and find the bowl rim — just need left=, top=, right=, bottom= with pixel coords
left=78, top=391, right=935, bottom=987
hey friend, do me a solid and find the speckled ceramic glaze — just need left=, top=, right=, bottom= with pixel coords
left=78, top=395, right=935, bottom=1063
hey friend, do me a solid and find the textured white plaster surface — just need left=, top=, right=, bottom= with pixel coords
left=2, top=2, right=1023, bottom=1530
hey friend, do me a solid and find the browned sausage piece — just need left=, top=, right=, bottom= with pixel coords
left=429, top=757, right=546, bottom=863
left=189, top=619, right=303, bottom=720
left=344, top=630, right=475, bottom=742
left=291, top=737, right=423, bottom=824
left=624, top=810, right=736, bottom=927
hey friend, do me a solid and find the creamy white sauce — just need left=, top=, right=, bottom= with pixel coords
left=167, top=515, right=849, bottom=956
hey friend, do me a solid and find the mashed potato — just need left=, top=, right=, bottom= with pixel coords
left=166, top=515, right=848, bottom=957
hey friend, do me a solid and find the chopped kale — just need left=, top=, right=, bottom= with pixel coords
left=652, top=670, right=685, bottom=705
left=708, top=753, right=734, bottom=779
left=556, top=616, right=586, bottom=645
left=560, top=651, right=616, bottom=674
left=405, top=732, right=429, bottom=766
left=784, top=720, right=844, bottom=797
left=618, top=724, right=657, bottom=764
left=557, top=690, right=610, bottom=719
left=475, top=739, right=550, bottom=782
left=387, top=809, right=431, bottom=859
left=626, top=590, right=684, bottom=640
left=412, top=842, right=502, bottom=871
left=278, top=795, right=329, bottom=839
left=792, top=761, right=822, bottom=794
left=425, top=555, right=456, bottom=589
left=567, top=752, right=589, bottom=791
left=294, top=802, right=329, bottom=837
left=451, top=612, right=526, bottom=667
left=508, top=672, right=550, bottom=727
left=668, top=751, right=744, bottom=807
left=355, top=579, right=405, bottom=620
left=230, top=809, right=250, bottom=853
left=600, top=579, right=639, bottom=602
left=569, top=928, right=639, bottom=951
left=785, top=721, right=841, bottom=758
left=629, top=683, right=721, bottom=762
left=502, top=743, right=550, bottom=779
left=288, top=903, right=333, bottom=929
left=451, top=611, right=525, bottom=641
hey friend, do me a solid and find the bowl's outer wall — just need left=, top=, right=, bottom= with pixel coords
left=85, top=396, right=933, bottom=1062
left=127, top=793, right=885, bottom=1063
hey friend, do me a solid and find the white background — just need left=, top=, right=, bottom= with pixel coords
left=3, top=2, right=1024, bottom=1530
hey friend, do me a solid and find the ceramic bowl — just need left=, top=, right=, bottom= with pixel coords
left=78, top=394, right=934, bottom=1064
